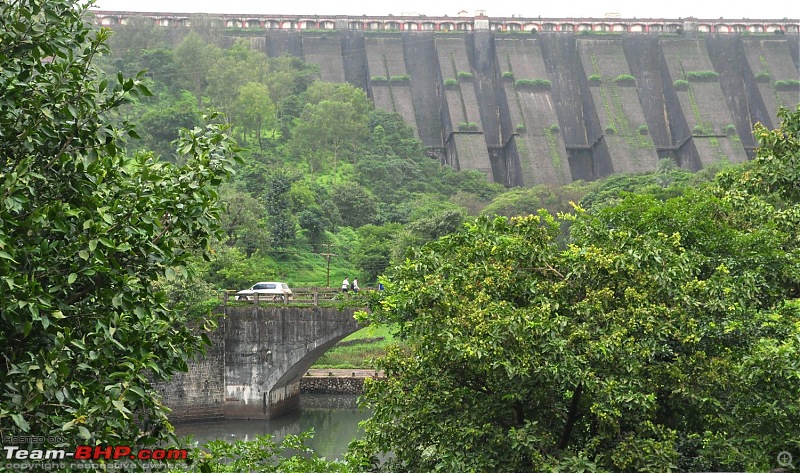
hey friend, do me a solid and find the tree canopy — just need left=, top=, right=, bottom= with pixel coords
left=353, top=105, right=800, bottom=472
left=0, top=0, right=238, bottom=453
left=94, top=23, right=509, bottom=287
left=4, top=2, right=800, bottom=471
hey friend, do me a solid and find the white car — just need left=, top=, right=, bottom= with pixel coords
left=236, top=282, right=293, bottom=301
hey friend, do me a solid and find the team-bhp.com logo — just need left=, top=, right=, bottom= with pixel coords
left=4, top=444, right=188, bottom=462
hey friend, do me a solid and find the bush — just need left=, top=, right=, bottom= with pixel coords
left=444, top=78, right=458, bottom=87
left=775, top=79, right=800, bottom=90
left=371, top=76, right=388, bottom=83
left=638, top=125, right=649, bottom=135
left=502, top=71, right=515, bottom=79
left=588, top=74, right=602, bottom=83
left=457, top=71, right=473, bottom=80
left=613, top=74, right=636, bottom=84
left=673, top=79, right=689, bottom=90
left=389, top=74, right=410, bottom=82
left=692, top=124, right=713, bottom=135
left=515, top=78, right=551, bottom=90
left=686, top=71, right=719, bottom=81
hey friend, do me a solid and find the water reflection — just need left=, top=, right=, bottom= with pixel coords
left=174, top=394, right=369, bottom=460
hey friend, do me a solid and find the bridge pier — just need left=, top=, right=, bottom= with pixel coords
left=222, top=379, right=302, bottom=419
left=265, top=381, right=301, bottom=418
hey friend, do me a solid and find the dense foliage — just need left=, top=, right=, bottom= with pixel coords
left=5, top=2, right=800, bottom=472
left=0, top=0, right=237, bottom=456
left=353, top=105, right=800, bottom=472
left=100, top=21, right=507, bottom=288
left=172, top=432, right=353, bottom=473
left=100, top=19, right=722, bottom=291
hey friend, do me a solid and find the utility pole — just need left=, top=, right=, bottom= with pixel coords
left=319, top=243, right=336, bottom=288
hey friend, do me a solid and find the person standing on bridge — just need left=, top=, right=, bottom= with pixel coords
left=352, top=278, right=359, bottom=293
left=341, top=277, right=349, bottom=293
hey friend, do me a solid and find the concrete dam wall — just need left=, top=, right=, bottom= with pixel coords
left=248, top=30, right=799, bottom=186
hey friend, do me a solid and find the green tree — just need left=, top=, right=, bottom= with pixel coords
left=267, top=55, right=320, bottom=96
left=292, top=181, right=342, bottom=249
left=290, top=100, right=370, bottom=172
left=139, top=49, right=179, bottom=89
left=481, top=183, right=588, bottom=218
left=298, top=205, right=334, bottom=251
left=233, top=82, right=276, bottom=149
left=206, top=39, right=268, bottom=125
left=103, top=15, right=167, bottom=78
left=288, top=82, right=370, bottom=172
left=264, top=170, right=298, bottom=250
left=439, top=167, right=506, bottom=201
left=263, top=56, right=320, bottom=139
left=578, top=165, right=700, bottom=210
left=184, top=13, right=226, bottom=45
left=173, top=31, right=222, bottom=107
left=719, top=105, right=800, bottom=206
left=302, top=81, right=372, bottom=119
left=0, top=0, right=238, bottom=455
left=330, top=182, right=378, bottom=228
left=353, top=223, right=402, bottom=284
left=202, top=245, right=272, bottom=291
left=353, top=106, right=800, bottom=472
left=366, top=109, right=422, bottom=159
left=137, top=91, right=201, bottom=160
left=218, top=186, right=270, bottom=257
left=655, top=157, right=678, bottom=187
left=393, top=206, right=466, bottom=257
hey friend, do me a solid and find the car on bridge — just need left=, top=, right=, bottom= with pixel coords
left=236, top=282, right=293, bottom=302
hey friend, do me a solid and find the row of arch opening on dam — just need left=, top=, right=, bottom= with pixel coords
left=239, top=30, right=798, bottom=187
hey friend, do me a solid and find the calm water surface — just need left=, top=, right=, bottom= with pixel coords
left=174, top=394, right=370, bottom=460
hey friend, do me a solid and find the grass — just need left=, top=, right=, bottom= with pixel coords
left=312, top=324, right=398, bottom=369
left=341, top=324, right=394, bottom=342
left=250, top=244, right=356, bottom=288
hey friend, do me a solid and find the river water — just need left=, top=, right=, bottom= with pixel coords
left=174, top=394, right=370, bottom=460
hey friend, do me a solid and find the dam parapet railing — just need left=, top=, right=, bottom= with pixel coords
left=90, top=10, right=799, bottom=35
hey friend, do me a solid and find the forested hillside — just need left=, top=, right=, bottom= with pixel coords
left=100, top=21, right=514, bottom=291
left=100, top=20, right=727, bottom=296
left=3, top=3, right=798, bottom=470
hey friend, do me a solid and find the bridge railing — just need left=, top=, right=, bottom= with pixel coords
left=220, top=287, right=371, bottom=306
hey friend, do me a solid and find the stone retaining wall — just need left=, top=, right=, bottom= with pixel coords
left=300, top=376, right=366, bottom=394
left=300, top=393, right=360, bottom=409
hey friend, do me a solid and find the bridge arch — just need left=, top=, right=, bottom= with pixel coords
left=225, top=305, right=361, bottom=419
left=160, top=305, right=362, bottom=421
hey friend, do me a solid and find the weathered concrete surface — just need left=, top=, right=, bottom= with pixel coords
left=155, top=320, right=226, bottom=423
left=243, top=30, right=799, bottom=185
left=162, top=306, right=360, bottom=421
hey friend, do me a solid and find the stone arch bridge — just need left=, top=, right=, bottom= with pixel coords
left=158, top=305, right=361, bottom=421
